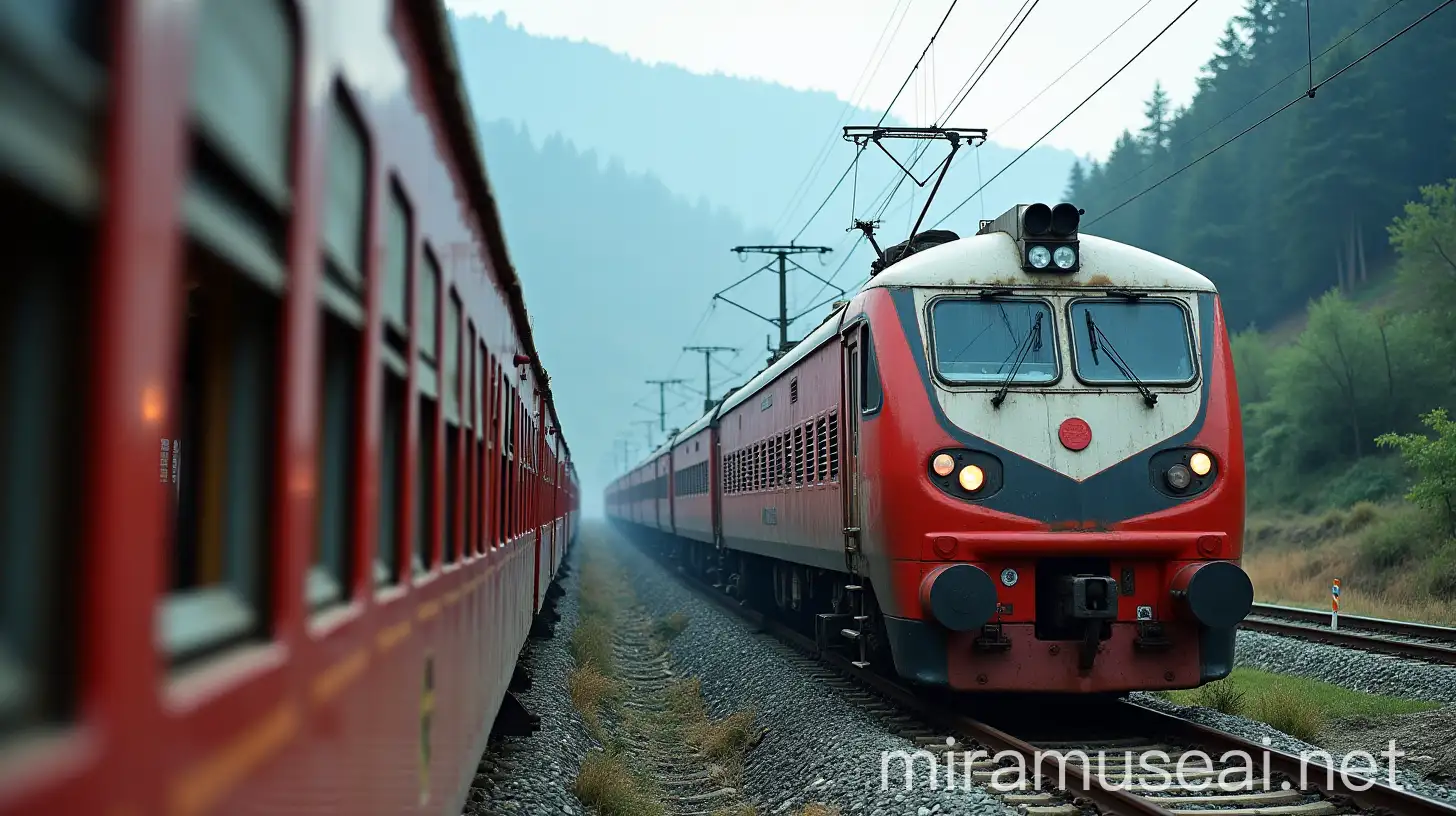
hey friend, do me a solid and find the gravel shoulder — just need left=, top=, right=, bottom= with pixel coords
left=466, top=548, right=592, bottom=815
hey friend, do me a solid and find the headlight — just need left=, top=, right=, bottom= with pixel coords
left=1166, top=464, right=1192, bottom=491
left=1190, top=451, right=1212, bottom=476
left=959, top=465, right=985, bottom=492
left=1027, top=245, right=1051, bottom=268
left=932, top=453, right=955, bottom=477
left=1053, top=245, right=1077, bottom=269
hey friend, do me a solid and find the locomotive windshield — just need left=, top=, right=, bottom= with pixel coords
left=930, top=298, right=1057, bottom=384
left=1070, top=299, right=1195, bottom=384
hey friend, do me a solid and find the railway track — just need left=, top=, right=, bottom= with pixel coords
left=1243, top=603, right=1456, bottom=666
left=620, top=533, right=1456, bottom=816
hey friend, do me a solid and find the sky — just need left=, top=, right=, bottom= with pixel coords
left=445, top=0, right=1249, bottom=161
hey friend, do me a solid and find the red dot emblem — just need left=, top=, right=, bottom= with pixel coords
left=1059, top=417, right=1092, bottom=451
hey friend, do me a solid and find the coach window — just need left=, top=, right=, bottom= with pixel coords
left=377, top=182, right=411, bottom=587
left=442, top=291, right=463, bottom=563
left=308, top=86, right=370, bottom=611
left=473, top=338, right=487, bottom=555
left=0, top=0, right=110, bottom=728
left=163, top=0, right=294, bottom=661
left=414, top=249, right=441, bottom=574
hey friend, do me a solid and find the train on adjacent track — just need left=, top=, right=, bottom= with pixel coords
left=608, top=201, right=1254, bottom=696
left=0, top=1, right=577, bottom=814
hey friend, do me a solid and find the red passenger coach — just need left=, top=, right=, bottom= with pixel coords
left=610, top=203, right=1253, bottom=696
left=0, top=1, right=578, bottom=814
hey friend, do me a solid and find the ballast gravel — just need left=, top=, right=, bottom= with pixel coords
left=465, top=549, right=591, bottom=816
left=1235, top=628, right=1456, bottom=705
left=607, top=525, right=1017, bottom=816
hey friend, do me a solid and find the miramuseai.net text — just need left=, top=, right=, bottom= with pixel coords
left=880, top=739, right=1410, bottom=793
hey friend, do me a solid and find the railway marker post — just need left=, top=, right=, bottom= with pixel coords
left=1332, top=578, right=1341, bottom=630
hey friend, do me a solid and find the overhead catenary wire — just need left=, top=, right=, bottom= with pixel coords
left=930, top=0, right=1207, bottom=230
left=786, top=0, right=961, bottom=243
left=1087, top=0, right=1456, bottom=226
left=868, top=0, right=1041, bottom=224
left=771, top=0, right=918, bottom=237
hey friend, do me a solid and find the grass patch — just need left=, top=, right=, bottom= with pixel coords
left=571, top=617, right=616, bottom=673
left=796, top=806, right=841, bottom=816
left=568, top=662, right=621, bottom=739
left=1189, top=677, right=1246, bottom=715
left=574, top=750, right=665, bottom=816
left=1167, top=668, right=1439, bottom=740
left=661, top=677, right=760, bottom=787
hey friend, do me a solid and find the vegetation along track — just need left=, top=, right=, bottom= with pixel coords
left=619, top=529, right=1456, bottom=816
left=1242, top=603, right=1456, bottom=666
left=568, top=538, right=765, bottom=816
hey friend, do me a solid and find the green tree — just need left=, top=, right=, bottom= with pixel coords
left=1377, top=409, right=1456, bottom=536
left=1388, top=177, right=1456, bottom=327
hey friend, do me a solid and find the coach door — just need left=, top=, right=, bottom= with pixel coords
left=840, top=327, right=863, bottom=566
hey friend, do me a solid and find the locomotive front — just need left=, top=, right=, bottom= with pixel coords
left=856, top=203, right=1252, bottom=694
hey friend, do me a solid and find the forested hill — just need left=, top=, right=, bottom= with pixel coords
left=448, top=11, right=1077, bottom=239
left=1066, top=0, right=1456, bottom=332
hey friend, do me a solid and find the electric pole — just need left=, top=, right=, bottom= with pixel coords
left=644, top=378, right=685, bottom=433
left=683, top=345, right=736, bottom=413
left=718, top=244, right=837, bottom=355
left=631, top=419, right=657, bottom=452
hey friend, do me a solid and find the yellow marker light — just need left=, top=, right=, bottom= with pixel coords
left=958, top=465, right=985, bottom=492
left=1189, top=451, right=1213, bottom=477
left=932, top=453, right=956, bottom=477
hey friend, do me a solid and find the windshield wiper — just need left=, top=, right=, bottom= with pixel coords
left=1085, top=311, right=1157, bottom=407
left=991, top=312, right=1043, bottom=409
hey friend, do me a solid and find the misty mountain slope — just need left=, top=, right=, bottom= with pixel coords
left=450, top=12, right=1079, bottom=241
left=478, top=121, right=818, bottom=498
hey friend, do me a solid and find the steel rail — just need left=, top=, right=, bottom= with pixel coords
left=1244, top=604, right=1456, bottom=665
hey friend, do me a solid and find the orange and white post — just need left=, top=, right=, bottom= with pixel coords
left=1331, top=578, right=1341, bottom=631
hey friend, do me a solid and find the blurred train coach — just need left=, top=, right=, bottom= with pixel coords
left=0, top=1, right=578, bottom=814
left=608, top=203, right=1254, bottom=696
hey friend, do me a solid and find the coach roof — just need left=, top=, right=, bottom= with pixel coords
left=863, top=231, right=1217, bottom=293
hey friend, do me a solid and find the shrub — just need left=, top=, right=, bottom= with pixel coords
left=1377, top=408, right=1456, bottom=536
left=1193, top=678, right=1246, bottom=715
left=1357, top=503, right=1444, bottom=571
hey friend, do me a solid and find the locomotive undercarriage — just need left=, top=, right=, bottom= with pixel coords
left=630, top=528, right=1246, bottom=694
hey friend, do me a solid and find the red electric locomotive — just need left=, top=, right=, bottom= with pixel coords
left=0, top=1, right=578, bottom=814
left=608, top=202, right=1253, bottom=695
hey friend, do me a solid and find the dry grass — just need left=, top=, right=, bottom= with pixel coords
left=574, top=750, right=665, bottom=816
left=571, top=618, right=616, bottom=673
left=1243, top=502, right=1456, bottom=625
left=796, top=805, right=841, bottom=816
left=568, top=662, right=621, bottom=739
left=661, top=677, right=760, bottom=787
